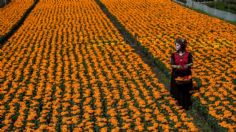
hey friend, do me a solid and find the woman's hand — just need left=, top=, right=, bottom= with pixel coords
left=176, top=65, right=182, bottom=69
left=172, top=65, right=182, bottom=69
left=183, top=63, right=193, bottom=69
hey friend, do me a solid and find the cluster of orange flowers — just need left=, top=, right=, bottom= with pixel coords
left=0, top=0, right=34, bottom=36
left=0, top=0, right=198, bottom=131
left=101, top=0, right=236, bottom=130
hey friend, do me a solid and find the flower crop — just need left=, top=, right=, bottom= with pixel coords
left=0, top=0, right=34, bottom=36
left=101, top=0, right=236, bottom=130
left=0, top=0, right=198, bottom=131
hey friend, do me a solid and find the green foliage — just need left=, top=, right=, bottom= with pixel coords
left=205, top=1, right=236, bottom=14
left=233, top=78, right=236, bottom=85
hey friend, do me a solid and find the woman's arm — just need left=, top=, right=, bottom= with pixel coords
left=187, top=53, right=193, bottom=67
left=187, top=63, right=193, bottom=67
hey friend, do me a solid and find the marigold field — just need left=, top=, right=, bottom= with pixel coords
left=0, top=0, right=235, bottom=131
left=0, top=0, right=34, bottom=36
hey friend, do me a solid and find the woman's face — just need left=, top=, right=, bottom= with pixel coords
left=175, top=43, right=181, bottom=51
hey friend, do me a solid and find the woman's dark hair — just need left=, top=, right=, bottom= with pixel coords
left=175, top=38, right=187, bottom=52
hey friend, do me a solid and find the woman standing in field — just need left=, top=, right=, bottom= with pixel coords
left=170, top=38, right=193, bottom=110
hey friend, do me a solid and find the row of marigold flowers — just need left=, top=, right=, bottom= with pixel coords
left=0, top=0, right=36, bottom=44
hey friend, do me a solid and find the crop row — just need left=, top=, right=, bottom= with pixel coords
left=0, top=0, right=34, bottom=36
